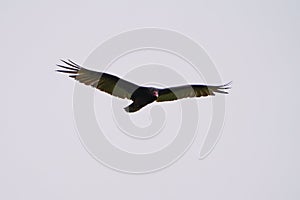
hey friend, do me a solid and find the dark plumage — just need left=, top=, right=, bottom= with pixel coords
left=57, top=60, right=231, bottom=113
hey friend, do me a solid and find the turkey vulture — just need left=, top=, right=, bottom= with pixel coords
left=57, top=60, right=231, bottom=113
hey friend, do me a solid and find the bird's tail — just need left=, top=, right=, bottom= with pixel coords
left=124, top=102, right=144, bottom=113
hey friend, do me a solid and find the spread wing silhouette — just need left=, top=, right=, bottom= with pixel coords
left=157, top=83, right=231, bottom=102
left=56, top=59, right=139, bottom=99
left=57, top=59, right=231, bottom=112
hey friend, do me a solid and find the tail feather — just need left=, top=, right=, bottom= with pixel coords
left=124, top=102, right=145, bottom=113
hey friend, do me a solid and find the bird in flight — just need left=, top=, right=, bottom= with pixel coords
left=57, top=60, right=231, bottom=113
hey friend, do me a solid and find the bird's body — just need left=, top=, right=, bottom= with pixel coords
left=125, top=87, right=158, bottom=112
left=57, top=60, right=231, bottom=113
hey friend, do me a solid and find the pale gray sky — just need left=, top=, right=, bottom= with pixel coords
left=1, top=0, right=300, bottom=199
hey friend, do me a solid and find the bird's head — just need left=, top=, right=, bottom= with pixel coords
left=149, top=88, right=159, bottom=98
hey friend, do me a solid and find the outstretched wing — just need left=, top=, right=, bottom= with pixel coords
left=56, top=59, right=139, bottom=99
left=156, top=82, right=231, bottom=102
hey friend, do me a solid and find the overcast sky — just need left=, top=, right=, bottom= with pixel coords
left=1, top=0, right=300, bottom=199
